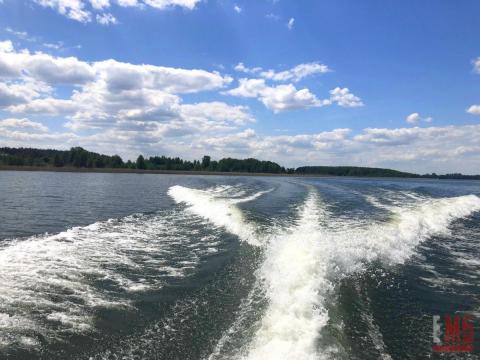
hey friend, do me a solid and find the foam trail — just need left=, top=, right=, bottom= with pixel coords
left=243, top=192, right=332, bottom=360
left=209, top=192, right=480, bottom=360
left=168, top=185, right=269, bottom=246
left=357, top=194, right=480, bottom=265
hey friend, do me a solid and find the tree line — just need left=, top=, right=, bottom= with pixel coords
left=1, top=147, right=478, bottom=179
left=0, top=147, right=290, bottom=174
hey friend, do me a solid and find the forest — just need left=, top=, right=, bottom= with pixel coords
left=1, top=147, right=478, bottom=179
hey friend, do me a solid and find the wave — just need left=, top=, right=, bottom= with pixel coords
left=0, top=210, right=222, bottom=348
left=243, top=191, right=333, bottom=360
left=195, top=185, right=480, bottom=359
left=168, top=185, right=272, bottom=246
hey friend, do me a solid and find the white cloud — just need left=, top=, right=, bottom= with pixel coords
left=234, top=62, right=262, bottom=74
left=194, top=125, right=480, bottom=174
left=117, top=0, right=139, bottom=6
left=0, top=117, right=48, bottom=132
left=32, top=0, right=202, bottom=23
left=89, top=0, right=110, bottom=10
left=34, top=0, right=92, bottom=22
left=233, top=4, right=241, bottom=13
left=405, top=112, right=432, bottom=124
left=180, top=101, right=254, bottom=127
left=96, top=12, right=117, bottom=24
left=329, top=87, right=363, bottom=107
left=0, top=40, right=14, bottom=53
left=0, top=41, right=240, bottom=138
left=0, top=43, right=230, bottom=91
left=0, top=43, right=95, bottom=83
left=227, top=79, right=362, bottom=112
left=42, top=41, right=64, bottom=50
left=260, top=84, right=328, bottom=112
left=234, top=62, right=330, bottom=82
left=287, top=17, right=294, bottom=30
left=4, top=42, right=476, bottom=173
left=473, top=57, right=480, bottom=74
left=8, top=98, right=77, bottom=115
left=0, top=80, right=50, bottom=107
left=467, top=105, right=480, bottom=115
left=260, top=62, right=330, bottom=82
left=226, top=78, right=329, bottom=112
left=93, top=59, right=231, bottom=93
left=143, top=0, right=200, bottom=10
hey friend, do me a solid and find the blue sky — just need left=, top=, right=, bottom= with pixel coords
left=0, top=0, right=479, bottom=173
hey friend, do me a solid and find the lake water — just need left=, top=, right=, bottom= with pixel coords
left=1, top=171, right=480, bottom=359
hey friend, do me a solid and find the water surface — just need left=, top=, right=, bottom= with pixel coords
left=1, top=171, right=479, bottom=359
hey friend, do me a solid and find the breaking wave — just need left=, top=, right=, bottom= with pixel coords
left=168, top=185, right=272, bottom=246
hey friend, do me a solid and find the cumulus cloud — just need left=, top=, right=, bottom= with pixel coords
left=1, top=43, right=230, bottom=91
left=405, top=112, right=432, bottom=124
left=90, top=0, right=110, bottom=10
left=0, top=43, right=95, bottom=83
left=467, top=105, right=480, bottom=115
left=226, top=78, right=329, bottom=112
left=0, top=40, right=14, bottom=54
left=233, top=4, right=241, bottom=13
left=0, top=40, right=245, bottom=143
left=8, top=98, right=77, bottom=115
left=32, top=0, right=201, bottom=23
left=0, top=42, right=231, bottom=121
left=3, top=42, right=476, bottom=173
left=329, top=87, right=363, bottom=107
left=0, top=117, right=48, bottom=132
left=193, top=125, right=480, bottom=174
left=0, top=80, right=50, bottom=107
left=226, top=79, right=362, bottom=112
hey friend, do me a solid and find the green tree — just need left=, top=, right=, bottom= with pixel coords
left=136, top=155, right=146, bottom=169
left=54, top=154, right=64, bottom=167
left=202, top=155, right=211, bottom=169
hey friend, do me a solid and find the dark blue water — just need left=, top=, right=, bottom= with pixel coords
left=1, top=171, right=479, bottom=359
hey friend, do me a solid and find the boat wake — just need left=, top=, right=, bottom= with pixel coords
left=0, top=209, right=223, bottom=349
left=169, top=185, right=480, bottom=359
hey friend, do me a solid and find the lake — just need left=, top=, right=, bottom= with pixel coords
left=1, top=171, right=479, bottom=359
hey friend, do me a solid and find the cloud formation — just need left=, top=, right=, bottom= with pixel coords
left=234, top=62, right=330, bottom=82
left=1, top=41, right=477, bottom=174
left=467, top=105, right=480, bottom=115
left=405, top=112, right=432, bottom=124
left=226, top=79, right=362, bottom=112
left=32, top=0, right=202, bottom=24
left=0, top=41, right=245, bottom=138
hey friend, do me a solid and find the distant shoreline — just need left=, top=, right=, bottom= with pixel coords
left=0, top=165, right=295, bottom=177
left=4, top=146, right=479, bottom=180
left=2, top=165, right=478, bottom=180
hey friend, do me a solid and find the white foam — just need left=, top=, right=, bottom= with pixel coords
left=0, top=209, right=223, bottom=346
left=204, top=189, right=480, bottom=360
left=244, top=192, right=332, bottom=360
left=168, top=185, right=270, bottom=246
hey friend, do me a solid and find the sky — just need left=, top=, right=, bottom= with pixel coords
left=0, top=0, right=479, bottom=174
